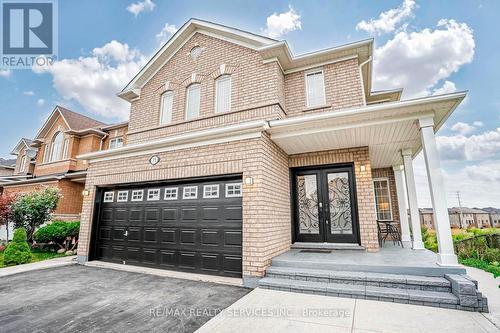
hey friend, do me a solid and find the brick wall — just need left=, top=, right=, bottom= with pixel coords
left=3, top=179, right=83, bottom=217
left=289, top=147, right=379, bottom=251
left=78, top=134, right=291, bottom=278
left=284, top=58, right=365, bottom=116
left=127, top=33, right=283, bottom=143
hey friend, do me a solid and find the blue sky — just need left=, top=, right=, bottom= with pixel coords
left=1, top=0, right=499, bottom=208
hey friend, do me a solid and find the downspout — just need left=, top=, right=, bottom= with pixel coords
left=99, top=133, right=109, bottom=151
left=358, top=56, right=372, bottom=106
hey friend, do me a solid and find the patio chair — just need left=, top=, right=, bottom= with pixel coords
left=377, top=220, right=404, bottom=248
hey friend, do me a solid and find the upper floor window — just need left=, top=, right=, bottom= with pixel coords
left=50, top=132, right=64, bottom=162
left=19, top=155, right=26, bottom=172
left=215, top=75, right=231, bottom=113
left=62, top=138, right=69, bottom=159
left=373, top=178, right=392, bottom=221
left=109, top=137, right=124, bottom=149
left=305, top=69, right=326, bottom=108
left=43, top=144, right=50, bottom=163
left=160, top=91, right=174, bottom=125
left=186, top=83, right=201, bottom=120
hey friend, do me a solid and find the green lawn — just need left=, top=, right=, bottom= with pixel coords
left=0, top=250, right=65, bottom=268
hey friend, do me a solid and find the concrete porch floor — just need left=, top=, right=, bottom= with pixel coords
left=271, top=243, right=466, bottom=276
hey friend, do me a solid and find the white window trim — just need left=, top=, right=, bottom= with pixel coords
left=304, top=68, right=326, bottom=108
left=43, top=144, right=50, bottom=163
left=225, top=183, right=243, bottom=198
left=203, top=184, right=220, bottom=198
left=131, top=190, right=144, bottom=202
left=19, top=155, right=26, bottom=172
left=183, top=186, right=198, bottom=199
left=373, top=177, right=393, bottom=221
left=164, top=187, right=178, bottom=200
left=159, top=90, right=174, bottom=125
left=215, top=75, right=231, bottom=113
left=117, top=191, right=129, bottom=202
left=185, top=83, right=201, bottom=120
left=103, top=191, right=114, bottom=202
left=62, top=138, right=69, bottom=159
left=147, top=188, right=161, bottom=201
left=109, top=137, right=124, bottom=149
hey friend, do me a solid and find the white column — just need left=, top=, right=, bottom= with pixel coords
left=419, top=117, right=458, bottom=266
left=401, top=149, right=425, bottom=250
left=393, top=165, right=412, bottom=246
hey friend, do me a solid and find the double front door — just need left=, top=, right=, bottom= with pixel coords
left=292, top=165, right=359, bottom=243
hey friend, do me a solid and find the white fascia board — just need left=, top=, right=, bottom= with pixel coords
left=77, top=119, right=269, bottom=161
left=268, top=91, right=467, bottom=129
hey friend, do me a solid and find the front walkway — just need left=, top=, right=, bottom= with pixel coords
left=196, top=286, right=498, bottom=333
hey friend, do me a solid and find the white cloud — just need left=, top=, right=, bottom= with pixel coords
left=414, top=155, right=500, bottom=208
left=436, top=128, right=500, bottom=161
left=126, top=0, right=155, bottom=17
left=0, top=69, right=12, bottom=77
left=23, top=91, right=35, bottom=96
left=156, top=23, right=178, bottom=46
left=373, top=19, right=475, bottom=98
left=432, top=80, right=457, bottom=95
left=356, top=0, right=416, bottom=35
left=450, top=122, right=475, bottom=135
left=262, top=6, right=301, bottom=39
left=473, top=121, right=484, bottom=127
left=33, top=40, right=147, bottom=120
left=37, top=98, right=45, bottom=106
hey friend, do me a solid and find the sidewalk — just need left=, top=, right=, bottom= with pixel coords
left=196, top=267, right=500, bottom=333
left=0, top=255, right=76, bottom=278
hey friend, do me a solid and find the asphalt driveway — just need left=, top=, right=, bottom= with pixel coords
left=0, top=265, right=249, bottom=333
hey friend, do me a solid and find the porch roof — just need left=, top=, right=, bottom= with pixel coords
left=267, top=91, right=466, bottom=168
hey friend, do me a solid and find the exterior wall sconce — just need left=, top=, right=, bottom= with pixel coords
left=82, top=189, right=90, bottom=196
left=360, top=165, right=366, bottom=172
left=244, top=177, right=254, bottom=185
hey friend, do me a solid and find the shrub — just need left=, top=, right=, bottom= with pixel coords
left=484, top=248, right=500, bottom=264
left=3, top=228, right=31, bottom=265
left=10, top=188, right=60, bottom=242
left=34, top=221, right=80, bottom=251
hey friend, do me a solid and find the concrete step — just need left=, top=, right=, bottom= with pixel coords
left=291, top=242, right=365, bottom=251
left=265, top=266, right=451, bottom=292
left=258, top=277, right=460, bottom=310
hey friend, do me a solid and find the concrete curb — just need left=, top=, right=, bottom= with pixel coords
left=0, top=255, right=76, bottom=278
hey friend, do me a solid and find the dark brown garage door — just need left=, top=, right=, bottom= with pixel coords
left=91, top=176, right=243, bottom=277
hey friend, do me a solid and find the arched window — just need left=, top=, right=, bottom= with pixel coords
left=50, top=132, right=64, bottom=162
left=185, top=83, right=201, bottom=120
left=215, top=75, right=231, bottom=113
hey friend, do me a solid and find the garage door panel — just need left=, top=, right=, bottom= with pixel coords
left=160, top=228, right=176, bottom=244
left=224, top=206, right=242, bottom=221
left=162, top=208, right=177, bottom=222
left=179, top=252, right=196, bottom=269
left=181, top=207, right=198, bottom=221
left=224, top=231, right=242, bottom=247
left=94, top=176, right=242, bottom=278
left=143, top=228, right=158, bottom=243
left=202, top=207, right=220, bottom=221
left=201, top=230, right=219, bottom=246
left=180, top=229, right=196, bottom=244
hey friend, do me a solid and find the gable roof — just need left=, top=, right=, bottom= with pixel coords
left=34, top=106, right=107, bottom=140
left=10, top=138, right=34, bottom=155
left=118, top=18, right=374, bottom=102
left=0, top=158, right=16, bottom=168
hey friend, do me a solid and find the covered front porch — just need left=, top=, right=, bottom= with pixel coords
left=267, top=91, right=467, bottom=267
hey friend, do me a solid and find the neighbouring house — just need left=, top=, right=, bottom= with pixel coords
left=0, top=106, right=128, bottom=221
left=419, top=208, right=434, bottom=229
left=0, top=158, right=15, bottom=178
left=73, top=19, right=487, bottom=311
left=483, top=207, right=500, bottom=227
left=420, top=207, right=498, bottom=229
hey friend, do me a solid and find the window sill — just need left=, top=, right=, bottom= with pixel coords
left=301, top=104, right=331, bottom=113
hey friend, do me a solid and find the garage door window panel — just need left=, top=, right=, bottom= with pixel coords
left=225, top=183, right=242, bottom=197
left=164, top=187, right=178, bottom=200
left=183, top=186, right=198, bottom=199
left=117, top=191, right=128, bottom=202
left=104, top=192, right=114, bottom=202
left=131, top=190, right=144, bottom=201
left=203, top=184, right=219, bottom=198
left=147, top=189, right=161, bottom=201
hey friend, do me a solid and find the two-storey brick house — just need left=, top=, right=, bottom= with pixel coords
left=76, top=19, right=465, bottom=288
left=1, top=106, right=128, bottom=220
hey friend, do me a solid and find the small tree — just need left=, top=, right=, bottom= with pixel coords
left=0, top=193, right=16, bottom=241
left=11, top=188, right=60, bottom=243
left=34, top=221, right=80, bottom=251
left=3, top=228, right=31, bottom=265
